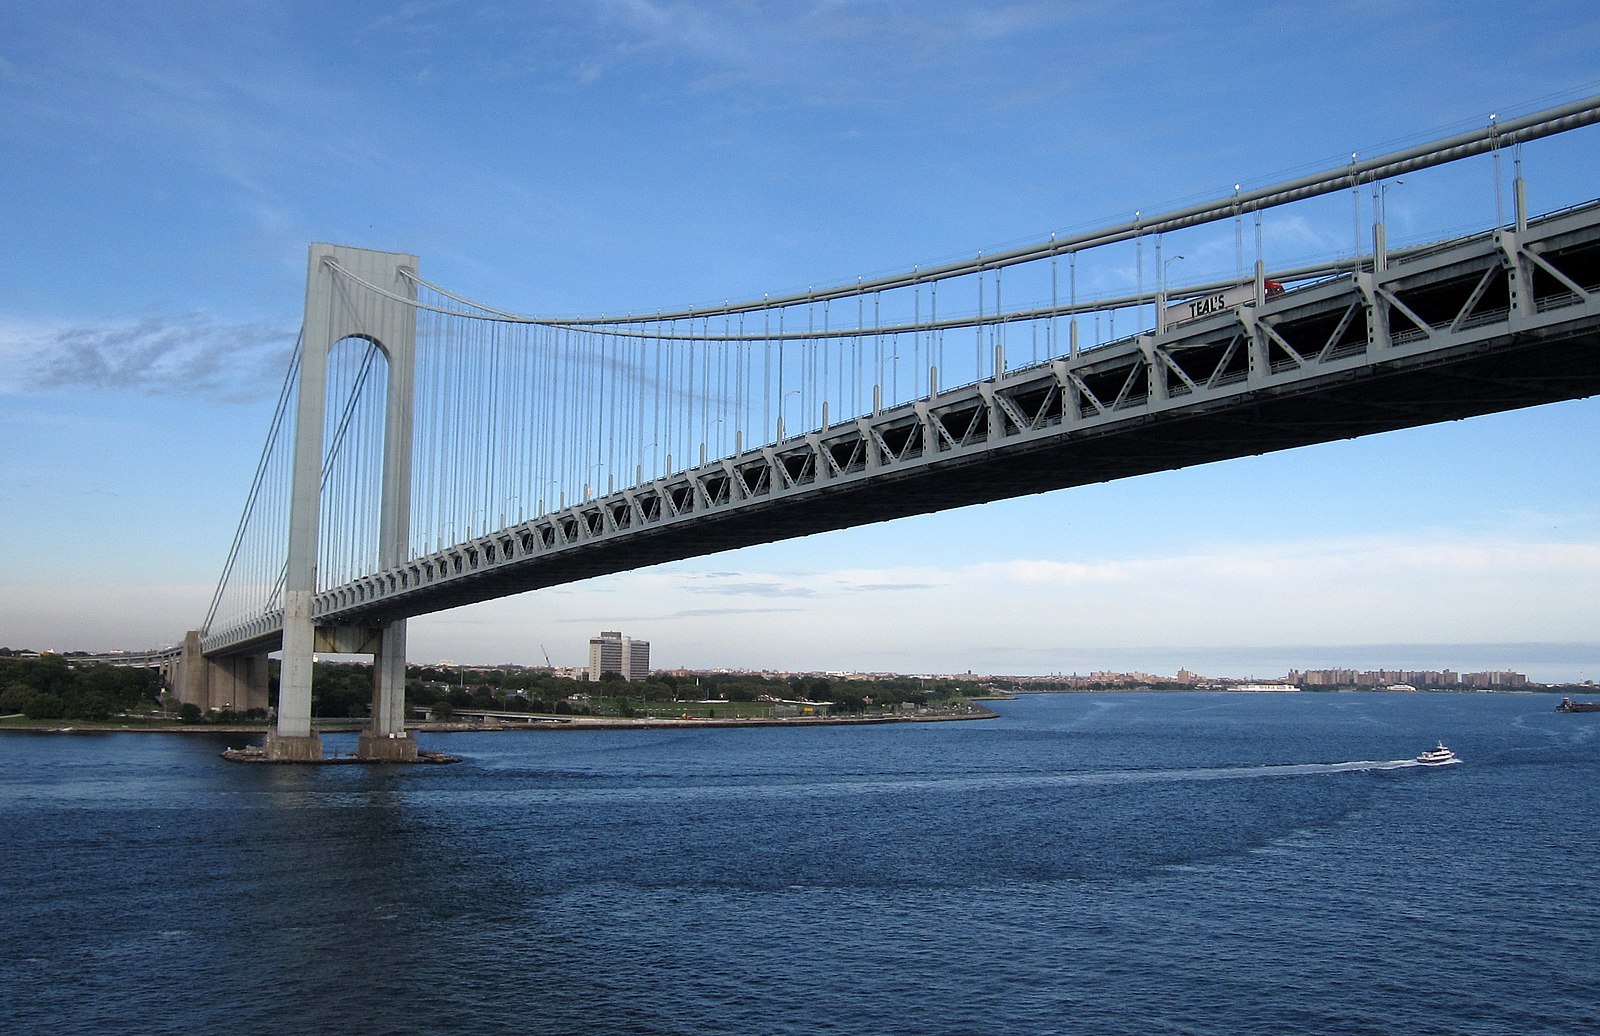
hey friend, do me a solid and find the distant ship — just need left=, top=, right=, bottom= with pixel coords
left=1415, top=742, right=1459, bottom=766
left=1556, top=697, right=1600, bottom=713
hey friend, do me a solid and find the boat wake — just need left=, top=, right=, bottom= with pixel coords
left=855, top=757, right=1448, bottom=797
left=493, top=758, right=1444, bottom=806
left=820, top=758, right=1432, bottom=798
left=1049, top=758, right=1427, bottom=787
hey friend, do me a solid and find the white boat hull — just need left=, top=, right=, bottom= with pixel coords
left=1415, top=742, right=1459, bottom=766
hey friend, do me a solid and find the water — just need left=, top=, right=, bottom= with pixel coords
left=3, top=692, right=1597, bottom=1035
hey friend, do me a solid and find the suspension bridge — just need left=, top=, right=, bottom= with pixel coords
left=134, top=97, right=1600, bottom=760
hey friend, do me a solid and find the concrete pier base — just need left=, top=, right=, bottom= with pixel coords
left=263, top=732, right=323, bottom=762
left=357, top=731, right=420, bottom=763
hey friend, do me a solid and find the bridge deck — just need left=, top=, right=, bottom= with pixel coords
left=204, top=201, right=1600, bottom=655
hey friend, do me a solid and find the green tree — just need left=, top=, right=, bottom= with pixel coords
left=0, top=655, right=71, bottom=696
left=407, top=680, right=444, bottom=707
left=637, top=680, right=675, bottom=702
left=67, top=692, right=113, bottom=722
left=31, top=655, right=73, bottom=695
left=1, top=683, right=34, bottom=714
left=311, top=663, right=371, bottom=718
left=829, top=688, right=868, bottom=713
left=25, top=693, right=66, bottom=719
left=77, top=664, right=159, bottom=710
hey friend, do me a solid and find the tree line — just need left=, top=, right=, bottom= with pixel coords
left=0, top=654, right=163, bottom=721
left=1, top=650, right=982, bottom=723
left=400, top=667, right=976, bottom=717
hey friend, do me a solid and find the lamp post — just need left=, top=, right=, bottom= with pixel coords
left=1159, top=255, right=1184, bottom=334
left=1375, top=179, right=1403, bottom=271
left=638, top=442, right=658, bottom=484
left=777, top=389, right=801, bottom=441
left=1379, top=178, right=1404, bottom=222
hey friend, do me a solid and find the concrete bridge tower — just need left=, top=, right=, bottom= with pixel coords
left=268, top=244, right=419, bottom=762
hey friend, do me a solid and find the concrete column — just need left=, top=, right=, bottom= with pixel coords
left=276, top=592, right=319, bottom=742
left=205, top=653, right=268, bottom=713
left=174, top=635, right=270, bottom=716
left=175, top=630, right=208, bottom=709
left=370, top=623, right=408, bottom=734
left=359, top=622, right=417, bottom=762
left=361, top=245, right=416, bottom=760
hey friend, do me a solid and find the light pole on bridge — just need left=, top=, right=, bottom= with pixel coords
left=1158, top=255, right=1184, bottom=334
left=638, top=441, right=659, bottom=485
left=1375, top=179, right=1403, bottom=272
left=776, top=390, right=801, bottom=441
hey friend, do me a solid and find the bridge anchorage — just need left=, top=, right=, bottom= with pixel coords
left=158, top=95, right=1600, bottom=761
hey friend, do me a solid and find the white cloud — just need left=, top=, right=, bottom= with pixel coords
left=0, top=316, right=296, bottom=402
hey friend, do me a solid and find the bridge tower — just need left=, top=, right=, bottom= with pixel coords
left=268, top=244, right=419, bottom=762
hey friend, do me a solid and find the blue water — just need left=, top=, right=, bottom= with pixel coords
left=3, top=692, right=1597, bottom=1034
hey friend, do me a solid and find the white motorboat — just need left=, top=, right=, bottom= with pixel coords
left=1415, top=742, right=1459, bottom=766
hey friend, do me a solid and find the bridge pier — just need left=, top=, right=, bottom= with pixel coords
left=263, top=731, right=323, bottom=762
left=173, top=631, right=269, bottom=716
left=357, top=731, right=418, bottom=762
left=267, top=591, right=324, bottom=760
left=358, top=621, right=417, bottom=762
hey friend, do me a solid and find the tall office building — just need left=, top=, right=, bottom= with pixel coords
left=588, top=631, right=651, bottom=681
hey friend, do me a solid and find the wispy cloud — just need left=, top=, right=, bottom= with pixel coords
left=688, top=581, right=819, bottom=598
left=420, top=0, right=1090, bottom=107
left=543, top=605, right=804, bottom=624
left=3, top=316, right=295, bottom=402
left=842, top=580, right=946, bottom=592
left=676, top=570, right=947, bottom=598
left=682, top=573, right=820, bottom=598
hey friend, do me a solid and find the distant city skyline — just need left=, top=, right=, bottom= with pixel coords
left=4, top=3, right=1600, bottom=683
left=15, top=639, right=1584, bottom=688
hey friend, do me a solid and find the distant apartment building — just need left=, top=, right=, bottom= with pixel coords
left=588, top=631, right=651, bottom=682
left=1461, top=670, right=1529, bottom=689
left=1291, top=668, right=1515, bottom=689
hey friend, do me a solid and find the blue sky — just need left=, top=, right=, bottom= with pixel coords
left=4, top=1, right=1600, bottom=681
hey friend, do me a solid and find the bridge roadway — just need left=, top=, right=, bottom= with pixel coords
left=204, top=199, right=1600, bottom=657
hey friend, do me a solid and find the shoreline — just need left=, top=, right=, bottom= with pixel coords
left=1, top=706, right=1000, bottom=737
